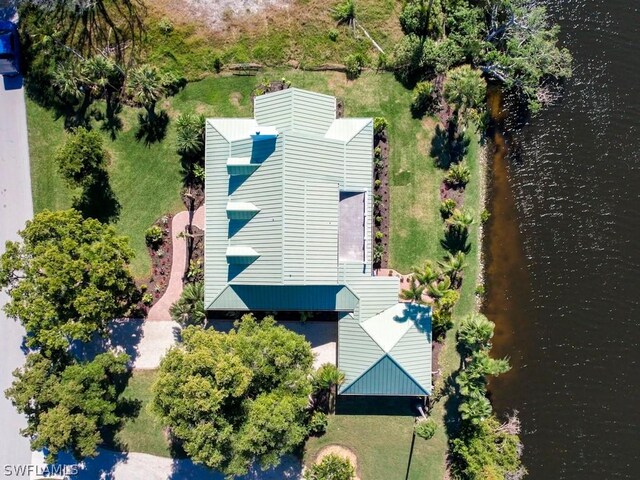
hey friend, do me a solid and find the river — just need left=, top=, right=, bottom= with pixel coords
left=483, top=0, right=640, bottom=478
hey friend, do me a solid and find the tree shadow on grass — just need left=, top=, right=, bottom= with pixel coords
left=136, top=110, right=169, bottom=145
left=431, top=122, right=470, bottom=169
left=441, top=228, right=472, bottom=254
left=73, top=171, right=121, bottom=224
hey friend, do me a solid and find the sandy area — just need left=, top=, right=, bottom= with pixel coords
left=183, top=0, right=292, bottom=29
left=314, top=445, right=360, bottom=480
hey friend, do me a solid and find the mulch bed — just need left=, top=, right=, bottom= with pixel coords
left=183, top=224, right=204, bottom=283
left=373, top=129, right=391, bottom=269
left=440, top=181, right=465, bottom=206
left=181, top=183, right=205, bottom=211
left=142, top=214, right=174, bottom=307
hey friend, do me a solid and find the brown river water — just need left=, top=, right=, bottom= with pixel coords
left=483, top=0, right=640, bottom=478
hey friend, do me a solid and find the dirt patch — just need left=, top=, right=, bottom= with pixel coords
left=440, top=182, right=465, bottom=207
left=182, top=0, right=292, bottom=30
left=315, top=445, right=360, bottom=480
left=229, top=91, right=243, bottom=107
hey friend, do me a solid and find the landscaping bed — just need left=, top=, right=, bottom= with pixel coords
left=143, top=214, right=174, bottom=307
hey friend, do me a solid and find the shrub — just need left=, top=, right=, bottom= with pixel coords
left=331, top=0, right=356, bottom=26
left=374, top=179, right=382, bottom=188
left=415, top=418, right=437, bottom=440
left=212, top=55, right=223, bottom=73
left=375, top=231, right=384, bottom=240
left=411, top=81, right=437, bottom=118
left=373, top=117, right=389, bottom=135
left=345, top=53, right=365, bottom=80
left=374, top=146, right=382, bottom=158
left=373, top=194, right=383, bottom=207
left=376, top=52, right=388, bottom=71
left=373, top=244, right=384, bottom=263
left=375, top=215, right=383, bottom=225
left=328, top=29, right=339, bottom=41
left=445, top=162, right=471, bottom=187
left=308, top=411, right=328, bottom=436
left=142, top=292, right=153, bottom=305
left=158, top=17, right=174, bottom=34
left=145, top=225, right=163, bottom=248
left=304, top=453, right=355, bottom=480
left=475, top=284, right=485, bottom=296
left=176, top=112, right=205, bottom=157
left=440, top=199, right=457, bottom=219
left=481, top=208, right=491, bottom=223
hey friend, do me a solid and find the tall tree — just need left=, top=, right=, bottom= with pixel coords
left=152, top=315, right=314, bottom=477
left=54, top=127, right=108, bottom=186
left=5, top=351, right=131, bottom=463
left=457, top=313, right=494, bottom=354
left=126, top=64, right=168, bottom=121
left=444, top=65, right=487, bottom=126
left=0, top=210, right=136, bottom=357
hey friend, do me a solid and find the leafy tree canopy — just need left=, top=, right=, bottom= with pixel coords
left=54, top=127, right=108, bottom=187
left=152, top=315, right=314, bottom=476
left=0, top=210, right=136, bottom=356
left=4, top=351, right=131, bottom=463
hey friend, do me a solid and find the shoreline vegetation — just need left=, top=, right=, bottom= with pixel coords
left=10, top=0, right=571, bottom=478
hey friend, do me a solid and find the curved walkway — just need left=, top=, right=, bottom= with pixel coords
left=133, top=206, right=204, bottom=370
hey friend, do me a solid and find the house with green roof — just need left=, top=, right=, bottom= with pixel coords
left=204, top=87, right=432, bottom=397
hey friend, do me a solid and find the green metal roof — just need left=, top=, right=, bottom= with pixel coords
left=340, top=354, right=429, bottom=396
left=339, top=302, right=433, bottom=396
left=204, top=88, right=432, bottom=397
left=207, top=285, right=359, bottom=312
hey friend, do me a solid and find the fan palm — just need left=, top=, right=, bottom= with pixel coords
left=458, top=313, right=494, bottom=353
left=400, top=279, right=425, bottom=303
left=176, top=112, right=205, bottom=157
left=169, top=281, right=205, bottom=327
left=312, top=363, right=346, bottom=414
left=127, top=64, right=167, bottom=120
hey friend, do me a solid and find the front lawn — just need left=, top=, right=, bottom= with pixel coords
left=115, top=370, right=170, bottom=457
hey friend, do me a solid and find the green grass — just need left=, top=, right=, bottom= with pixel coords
left=26, top=101, right=184, bottom=279
left=143, top=0, right=403, bottom=80
left=115, top=370, right=170, bottom=457
left=305, top=398, right=447, bottom=479
left=26, top=75, right=258, bottom=279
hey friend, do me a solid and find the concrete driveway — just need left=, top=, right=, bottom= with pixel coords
left=0, top=71, right=34, bottom=476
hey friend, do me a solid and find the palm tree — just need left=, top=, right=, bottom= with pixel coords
left=169, top=282, right=205, bottom=327
left=427, top=276, right=452, bottom=299
left=443, top=65, right=487, bottom=128
left=176, top=112, right=205, bottom=157
left=459, top=396, right=492, bottom=426
left=412, top=260, right=440, bottom=286
left=457, top=313, right=494, bottom=354
left=439, top=251, right=468, bottom=284
left=312, top=363, right=346, bottom=413
left=446, top=208, right=475, bottom=233
left=127, top=64, right=167, bottom=121
left=400, top=278, right=425, bottom=303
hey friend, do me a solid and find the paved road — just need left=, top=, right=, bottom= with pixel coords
left=0, top=75, right=33, bottom=478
